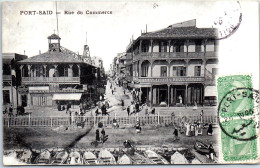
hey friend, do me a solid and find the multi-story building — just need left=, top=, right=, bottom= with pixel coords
left=126, top=19, right=218, bottom=107
left=113, top=52, right=133, bottom=88
left=17, top=33, right=98, bottom=109
left=2, top=53, right=28, bottom=110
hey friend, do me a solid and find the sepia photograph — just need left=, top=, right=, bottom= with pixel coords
left=1, top=0, right=259, bottom=165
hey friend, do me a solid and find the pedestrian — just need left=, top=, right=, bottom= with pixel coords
left=124, top=89, right=126, bottom=95
left=105, top=101, right=109, bottom=108
left=208, top=144, right=216, bottom=160
left=135, top=102, right=139, bottom=112
left=9, top=105, right=13, bottom=117
left=144, top=103, right=148, bottom=115
left=112, top=90, right=114, bottom=95
left=58, top=102, right=61, bottom=111
left=186, top=123, right=191, bottom=136
left=3, top=107, right=7, bottom=114
left=173, top=127, right=178, bottom=141
left=136, top=121, right=141, bottom=133
left=193, top=101, right=198, bottom=110
left=190, top=124, right=195, bottom=136
left=66, top=104, right=70, bottom=113
left=151, top=108, right=155, bottom=115
left=101, top=104, right=105, bottom=116
left=104, top=105, right=107, bottom=115
left=96, top=129, right=100, bottom=142
left=198, top=123, right=202, bottom=135
left=95, top=108, right=99, bottom=116
left=130, top=104, right=134, bottom=115
left=121, top=99, right=124, bottom=107
left=127, top=106, right=130, bottom=116
left=195, top=122, right=199, bottom=136
left=112, top=118, right=119, bottom=128
left=101, top=128, right=106, bottom=143
left=200, top=110, right=204, bottom=123
left=207, top=122, right=213, bottom=135
left=69, top=111, right=72, bottom=125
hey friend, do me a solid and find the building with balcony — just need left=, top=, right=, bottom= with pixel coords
left=17, top=34, right=98, bottom=108
left=2, top=53, right=28, bottom=110
left=126, top=19, right=218, bottom=107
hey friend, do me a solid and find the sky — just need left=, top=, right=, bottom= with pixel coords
left=2, top=0, right=259, bottom=88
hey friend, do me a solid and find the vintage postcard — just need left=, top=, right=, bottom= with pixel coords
left=1, top=0, right=259, bottom=165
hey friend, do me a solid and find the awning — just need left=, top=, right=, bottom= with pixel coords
left=204, top=86, right=217, bottom=97
left=52, top=93, right=82, bottom=100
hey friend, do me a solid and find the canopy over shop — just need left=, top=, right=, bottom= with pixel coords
left=52, top=93, right=82, bottom=106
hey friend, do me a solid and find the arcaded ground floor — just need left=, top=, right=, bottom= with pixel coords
left=138, top=84, right=216, bottom=107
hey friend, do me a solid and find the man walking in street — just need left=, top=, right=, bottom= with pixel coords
left=96, top=129, right=100, bottom=142
left=135, top=102, right=139, bottom=112
left=9, top=105, right=13, bottom=117
left=95, top=108, right=99, bottom=116
left=127, top=106, right=130, bottom=116
left=101, top=128, right=106, bottom=143
left=200, top=110, right=204, bottom=123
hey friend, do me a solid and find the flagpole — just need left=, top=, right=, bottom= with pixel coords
left=56, top=1, right=59, bottom=35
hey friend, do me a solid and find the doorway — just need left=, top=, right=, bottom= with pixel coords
left=21, top=95, right=27, bottom=107
left=176, top=89, right=185, bottom=104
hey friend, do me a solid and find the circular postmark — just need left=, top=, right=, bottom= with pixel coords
left=218, top=88, right=259, bottom=141
left=213, top=1, right=242, bottom=40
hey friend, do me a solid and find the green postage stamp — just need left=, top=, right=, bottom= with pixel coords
left=217, top=75, right=259, bottom=162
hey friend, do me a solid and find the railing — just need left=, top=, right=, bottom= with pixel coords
left=3, top=115, right=217, bottom=127
left=133, top=51, right=217, bottom=60
left=22, top=77, right=80, bottom=83
left=134, top=76, right=204, bottom=84
left=3, top=75, right=12, bottom=81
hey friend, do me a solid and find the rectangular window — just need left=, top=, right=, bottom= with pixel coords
left=36, top=66, right=40, bottom=77
left=161, top=66, right=167, bottom=77
left=176, top=45, right=181, bottom=52
left=3, top=90, right=10, bottom=105
left=64, top=67, right=68, bottom=77
left=175, top=43, right=184, bottom=52
left=195, top=41, right=202, bottom=52
left=159, top=42, right=167, bottom=52
left=173, top=66, right=186, bottom=76
left=195, top=66, right=201, bottom=76
left=212, top=68, right=218, bottom=78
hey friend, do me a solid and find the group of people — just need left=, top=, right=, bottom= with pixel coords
left=126, top=101, right=141, bottom=116
left=95, top=101, right=109, bottom=116
left=184, top=122, right=204, bottom=137
left=3, top=104, right=13, bottom=116
left=96, top=128, right=108, bottom=143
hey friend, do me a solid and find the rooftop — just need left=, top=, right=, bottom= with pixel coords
left=18, top=51, right=83, bottom=64
left=47, top=33, right=61, bottom=40
left=126, top=19, right=217, bottom=51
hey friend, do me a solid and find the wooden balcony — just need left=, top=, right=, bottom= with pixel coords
left=134, top=76, right=205, bottom=85
left=133, top=51, right=217, bottom=60
left=22, top=77, right=80, bottom=84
